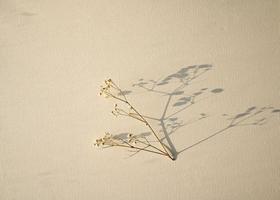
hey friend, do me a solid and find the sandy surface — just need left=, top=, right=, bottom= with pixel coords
left=1, top=0, right=280, bottom=199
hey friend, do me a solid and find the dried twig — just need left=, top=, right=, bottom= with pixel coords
left=95, top=79, right=174, bottom=160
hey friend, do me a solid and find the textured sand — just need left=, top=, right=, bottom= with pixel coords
left=1, top=1, right=280, bottom=199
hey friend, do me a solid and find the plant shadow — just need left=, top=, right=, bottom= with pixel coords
left=178, top=106, right=280, bottom=154
left=125, top=64, right=224, bottom=159
left=122, top=65, right=280, bottom=160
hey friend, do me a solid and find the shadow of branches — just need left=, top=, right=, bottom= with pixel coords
left=114, top=65, right=279, bottom=160
left=179, top=106, right=280, bottom=154
left=127, top=64, right=224, bottom=159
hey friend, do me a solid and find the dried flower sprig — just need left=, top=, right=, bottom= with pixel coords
left=96, top=79, right=174, bottom=160
left=94, top=132, right=168, bottom=156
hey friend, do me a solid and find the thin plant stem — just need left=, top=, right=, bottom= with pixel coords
left=98, top=79, right=175, bottom=160
left=134, top=138, right=167, bottom=155
left=128, top=103, right=174, bottom=160
left=109, top=80, right=174, bottom=160
left=112, top=144, right=167, bottom=156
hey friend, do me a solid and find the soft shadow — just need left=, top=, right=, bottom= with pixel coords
left=178, top=106, right=280, bottom=154
left=116, top=66, right=279, bottom=160
left=129, top=64, right=224, bottom=160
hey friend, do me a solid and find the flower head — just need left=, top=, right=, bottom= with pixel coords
left=99, top=79, right=114, bottom=97
left=94, top=132, right=113, bottom=147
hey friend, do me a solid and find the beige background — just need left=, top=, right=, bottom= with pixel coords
left=1, top=0, right=280, bottom=199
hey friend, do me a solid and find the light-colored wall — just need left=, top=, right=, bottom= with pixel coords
left=1, top=0, right=280, bottom=199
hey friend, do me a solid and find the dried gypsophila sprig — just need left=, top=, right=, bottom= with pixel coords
left=94, top=132, right=168, bottom=156
left=96, top=79, right=174, bottom=160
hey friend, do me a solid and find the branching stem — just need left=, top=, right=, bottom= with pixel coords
left=110, top=80, right=174, bottom=160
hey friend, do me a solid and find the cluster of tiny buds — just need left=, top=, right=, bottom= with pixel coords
left=111, top=104, right=119, bottom=116
left=105, top=79, right=112, bottom=85
left=94, top=132, right=137, bottom=147
left=127, top=133, right=137, bottom=144
left=94, top=132, right=113, bottom=147
left=99, top=79, right=113, bottom=97
left=111, top=104, right=134, bottom=118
